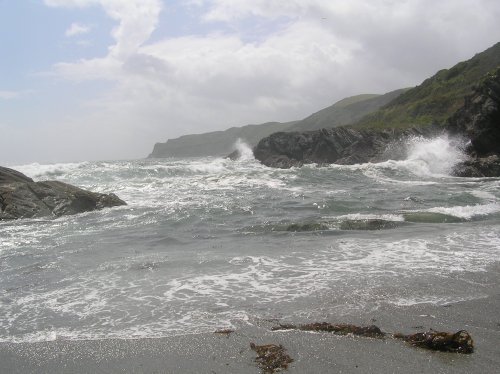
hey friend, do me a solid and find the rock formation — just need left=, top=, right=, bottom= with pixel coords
left=0, top=166, right=126, bottom=220
left=253, top=127, right=437, bottom=168
left=448, top=67, right=500, bottom=177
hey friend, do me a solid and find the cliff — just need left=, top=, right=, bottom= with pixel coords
left=448, top=67, right=500, bottom=176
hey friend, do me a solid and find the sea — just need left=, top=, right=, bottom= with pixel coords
left=1, top=136, right=499, bottom=344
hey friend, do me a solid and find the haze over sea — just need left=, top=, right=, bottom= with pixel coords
left=1, top=136, right=499, bottom=344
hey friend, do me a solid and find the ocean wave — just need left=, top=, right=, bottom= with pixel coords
left=425, top=202, right=500, bottom=219
left=12, top=161, right=89, bottom=180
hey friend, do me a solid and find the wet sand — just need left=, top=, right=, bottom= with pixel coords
left=1, top=289, right=499, bottom=374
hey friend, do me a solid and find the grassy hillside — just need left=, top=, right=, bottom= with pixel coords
left=356, top=42, right=500, bottom=129
left=288, top=89, right=407, bottom=132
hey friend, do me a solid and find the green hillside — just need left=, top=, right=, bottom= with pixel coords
left=289, top=89, right=407, bottom=132
left=356, top=42, right=500, bottom=129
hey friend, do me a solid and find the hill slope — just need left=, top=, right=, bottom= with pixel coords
left=148, top=90, right=406, bottom=158
left=356, top=42, right=500, bottom=128
left=289, top=89, right=407, bottom=132
left=148, top=121, right=296, bottom=158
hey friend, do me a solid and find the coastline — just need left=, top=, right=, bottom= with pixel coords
left=2, top=280, right=499, bottom=374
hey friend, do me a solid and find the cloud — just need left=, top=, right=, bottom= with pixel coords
left=33, top=0, right=500, bottom=163
left=65, top=22, right=91, bottom=37
left=46, top=0, right=162, bottom=59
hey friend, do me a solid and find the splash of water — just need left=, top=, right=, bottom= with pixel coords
left=233, top=138, right=254, bottom=161
left=404, top=135, right=466, bottom=176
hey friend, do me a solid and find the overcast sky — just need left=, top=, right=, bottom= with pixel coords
left=1, top=0, right=500, bottom=165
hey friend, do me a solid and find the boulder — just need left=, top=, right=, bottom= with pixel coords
left=0, top=166, right=126, bottom=220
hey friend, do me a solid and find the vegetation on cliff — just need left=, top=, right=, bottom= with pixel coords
left=355, top=42, right=500, bottom=129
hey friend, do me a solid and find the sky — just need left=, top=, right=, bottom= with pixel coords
left=1, top=0, right=500, bottom=165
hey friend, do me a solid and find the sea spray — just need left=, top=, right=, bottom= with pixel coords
left=233, top=138, right=254, bottom=161
left=404, top=135, right=467, bottom=176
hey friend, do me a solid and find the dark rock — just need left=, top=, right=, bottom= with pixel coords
left=253, top=127, right=437, bottom=168
left=226, top=150, right=240, bottom=160
left=447, top=67, right=500, bottom=177
left=250, top=343, right=293, bottom=373
left=447, top=68, right=500, bottom=157
left=0, top=166, right=126, bottom=220
left=394, top=330, right=474, bottom=354
left=452, top=154, right=500, bottom=177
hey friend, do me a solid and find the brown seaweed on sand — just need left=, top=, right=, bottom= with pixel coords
left=250, top=343, right=293, bottom=373
left=394, top=330, right=474, bottom=354
left=272, top=322, right=385, bottom=338
left=213, top=328, right=235, bottom=337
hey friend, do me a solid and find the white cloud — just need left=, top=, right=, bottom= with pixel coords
left=65, top=22, right=91, bottom=37
left=33, top=0, right=500, bottom=163
left=46, top=0, right=162, bottom=59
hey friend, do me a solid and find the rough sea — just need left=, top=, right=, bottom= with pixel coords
left=1, top=136, right=499, bottom=344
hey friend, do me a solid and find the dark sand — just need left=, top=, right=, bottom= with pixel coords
left=2, top=266, right=499, bottom=374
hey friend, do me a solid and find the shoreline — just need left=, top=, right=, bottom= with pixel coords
left=1, top=291, right=499, bottom=374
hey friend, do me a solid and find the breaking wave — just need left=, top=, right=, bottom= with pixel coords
left=233, top=138, right=254, bottom=161
left=403, top=135, right=467, bottom=176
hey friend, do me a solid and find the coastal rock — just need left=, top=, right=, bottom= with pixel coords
left=0, top=166, right=126, bottom=220
left=452, top=154, right=500, bottom=177
left=447, top=67, right=500, bottom=157
left=447, top=67, right=500, bottom=176
left=253, top=127, right=436, bottom=168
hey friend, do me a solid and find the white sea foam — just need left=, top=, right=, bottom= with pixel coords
left=12, top=161, right=88, bottom=180
left=2, top=157, right=500, bottom=344
left=425, top=202, right=500, bottom=219
left=334, top=213, right=405, bottom=222
left=470, top=190, right=497, bottom=201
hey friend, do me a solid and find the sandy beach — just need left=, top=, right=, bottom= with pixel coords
left=2, top=274, right=499, bottom=374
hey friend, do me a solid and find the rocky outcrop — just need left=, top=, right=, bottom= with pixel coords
left=253, top=68, right=500, bottom=175
left=0, top=166, right=126, bottom=220
left=253, top=127, right=437, bottom=168
left=448, top=67, right=500, bottom=177
left=452, top=155, right=500, bottom=177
